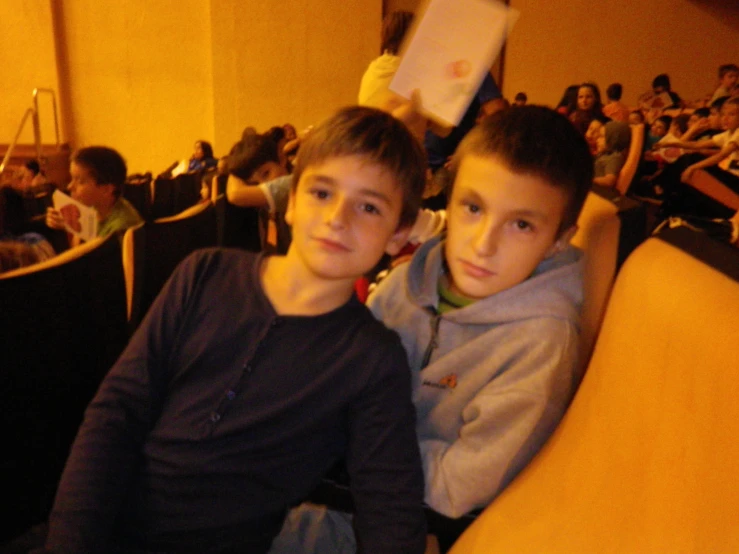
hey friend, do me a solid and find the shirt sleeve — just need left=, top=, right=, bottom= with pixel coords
left=345, top=340, right=427, bottom=554
left=259, top=175, right=292, bottom=214
left=422, top=323, right=579, bottom=518
left=44, top=252, right=205, bottom=553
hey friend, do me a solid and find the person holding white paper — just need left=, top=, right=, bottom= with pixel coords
left=46, top=147, right=142, bottom=245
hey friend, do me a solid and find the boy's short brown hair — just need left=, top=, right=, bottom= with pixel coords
left=72, top=146, right=127, bottom=199
left=451, top=105, right=593, bottom=235
left=292, top=106, right=427, bottom=229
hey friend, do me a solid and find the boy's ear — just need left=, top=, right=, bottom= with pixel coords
left=384, top=224, right=413, bottom=257
left=546, top=224, right=578, bottom=258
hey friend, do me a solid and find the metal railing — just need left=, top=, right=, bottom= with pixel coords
left=0, top=88, right=61, bottom=174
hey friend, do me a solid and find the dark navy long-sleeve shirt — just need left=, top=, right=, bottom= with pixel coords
left=45, top=248, right=426, bottom=554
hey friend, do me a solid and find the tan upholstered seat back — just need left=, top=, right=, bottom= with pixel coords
left=450, top=229, right=739, bottom=554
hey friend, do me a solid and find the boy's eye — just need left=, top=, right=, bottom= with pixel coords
left=360, top=203, right=380, bottom=215
left=310, top=188, right=329, bottom=200
left=513, top=219, right=533, bottom=232
left=463, top=202, right=481, bottom=214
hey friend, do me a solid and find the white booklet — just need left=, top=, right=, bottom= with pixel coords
left=389, top=0, right=519, bottom=127
left=52, top=189, right=98, bottom=242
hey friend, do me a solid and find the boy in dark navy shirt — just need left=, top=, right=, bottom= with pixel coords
left=41, top=107, right=428, bottom=554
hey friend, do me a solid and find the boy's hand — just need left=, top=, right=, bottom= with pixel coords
left=389, top=90, right=427, bottom=141
left=45, top=207, right=65, bottom=230
left=681, top=165, right=697, bottom=183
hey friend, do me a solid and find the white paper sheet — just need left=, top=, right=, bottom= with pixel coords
left=52, top=189, right=98, bottom=242
left=389, top=0, right=519, bottom=127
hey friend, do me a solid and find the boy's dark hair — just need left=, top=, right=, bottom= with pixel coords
left=292, top=106, right=426, bottom=229
left=672, top=114, right=691, bottom=135
left=629, top=110, right=645, bottom=123
left=718, top=64, right=739, bottom=78
left=656, top=115, right=673, bottom=130
left=710, top=95, right=729, bottom=111
left=24, top=160, right=41, bottom=176
left=727, top=96, right=739, bottom=109
left=694, top=107, right=711, bottom=118
left=72, top=146, right=127, bottom=198
left=652, top=74, right=671, bottom=91
left=228, top=134, right=280, bottom=182
left=197, top=140, right=214, bottom=159
left=452, top=105, right=593, bottom=235
left=606, top=83, right=622, bottom=101
left=381, top=11, right=414, bottom=55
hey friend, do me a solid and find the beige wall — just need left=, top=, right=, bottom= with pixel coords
left=210, top=0, right=381, bottom=154
left=505, top=0, right=739, bottom=107
left=1, top=1, right=60, bottom=146
left=56, top=0, right=215, bottom=174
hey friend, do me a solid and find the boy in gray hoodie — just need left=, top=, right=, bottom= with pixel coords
left=368, top=105, right=593, bottom=544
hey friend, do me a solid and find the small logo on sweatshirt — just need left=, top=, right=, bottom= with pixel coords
left=423, top=373, right=457, bottom=390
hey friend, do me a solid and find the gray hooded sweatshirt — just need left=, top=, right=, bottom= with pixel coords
left=368, top=235, right=584, bottom=518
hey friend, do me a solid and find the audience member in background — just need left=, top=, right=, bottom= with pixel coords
left=593, top=121, right=631, bottom=188
left=45, top=147, right=143, bottom=245
left=0, top=187, right=55, bottom=272
left=585, top=119, right=605, bottom=156
left=710, top=64, right=739, bottom=105
left=226, top=132, right=292, bottom=252
left=513, top=92, right=527, bottom=106
left=651, top=73, right=683, bottom=109
left=646, top=115, right=672, bottom=150
left=38, top=106, right=428, bottom=554
left=569, top=82, right=610, bottom=135
left=682, top=107, right=721, bottom=142
left=629, top=109, right=645, bottom=126
left=358, top=10, right=414, bottom=110
left=603, top=83, right=631, bottom=122
left=555, top=84, right=580, bottom=117
left=188, top=140, right=218, bottom=172
left=12, top=159, right=53, bottom=196
left=650, top=97, right=739, bottom=218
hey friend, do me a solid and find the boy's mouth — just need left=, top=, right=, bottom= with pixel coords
left=458, top=259, right=496, bottom=278
left=314, top=236, right=351, bottom=252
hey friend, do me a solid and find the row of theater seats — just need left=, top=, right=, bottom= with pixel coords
left=124, top=170, right=206, bottom=222
left=0, top=195, right=260, bottom=540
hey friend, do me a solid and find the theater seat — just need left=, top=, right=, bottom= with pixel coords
left=122, top=201, right=217, bottom=332
left=687, top=169, right=739, bottom=213
left=449, top=226, right=739, bottom=554
left=570, top=190, right=646, bottom=379
left=0, top=234, right=128, bottom=540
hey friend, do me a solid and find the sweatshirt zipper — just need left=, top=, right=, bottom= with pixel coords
left=420, top=310, right=441, bottom=370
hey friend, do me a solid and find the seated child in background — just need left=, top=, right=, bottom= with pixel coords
left=38, top=106, right=429, bottom=554
left=513, top=92, right=527, bottom=106
left=226, top=131, right=293, bottom=253
left=649, top=114, right=691, bottom=165
left=603, top=83, right=631, bottom=122
left=629, top=110, right=645, bottom=126
left=593, top=121, right=631, bottom=188
left=45, top=146, right=143, bottom=246
left=646, top=115, right=672, bottom=150
left=710, top=64, right=739, bottom=105
left=585, top=119, right=605, bottom=156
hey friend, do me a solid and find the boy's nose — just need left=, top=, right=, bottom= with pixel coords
left=326, top=198, right=350, bottom=229
left=473, top=224, right=500, bottom=257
